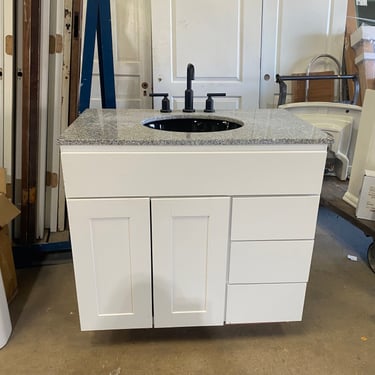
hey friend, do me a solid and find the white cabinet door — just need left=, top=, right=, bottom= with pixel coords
left=67, top=198, right=152, bottom=330
left=151, top=0, right=262, bottom=111
left=151, top=197, right=230, bottom=328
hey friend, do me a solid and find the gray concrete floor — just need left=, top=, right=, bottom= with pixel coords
left=1, top=207, right=375, bottom=375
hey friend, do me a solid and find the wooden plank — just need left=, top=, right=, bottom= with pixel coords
left=69, top=0, right=83, bottom=125
left=21, top=0, right=41, bottom=243
left=291, top=71, right=335, bottom=103
left=344, top=0, right=361, bottom=105
left=36, top=0, right=50, bottom=239
left=13, top=0, right=24, bottom=240
left=20, top=0, right=32, bottom=243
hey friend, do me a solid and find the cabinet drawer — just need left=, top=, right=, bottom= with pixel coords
left=231, top=196, right=320, bottom=240
left=61, top=148, right=326, bottom=198
left=226, top=283, right=306, bottom=324
left=229, top=240, right=313, bottom=284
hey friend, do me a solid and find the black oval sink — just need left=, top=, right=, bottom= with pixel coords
left=143, top=117, right=243, bottom=132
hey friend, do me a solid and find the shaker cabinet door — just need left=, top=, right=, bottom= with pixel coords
left=151, top=197, right=230, bottom=328
left=67, top=198, right=152, bottom=330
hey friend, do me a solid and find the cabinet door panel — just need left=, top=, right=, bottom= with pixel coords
left=152, top=197, right=230, bottom=328
left=67, top=198, right=152, bottom=330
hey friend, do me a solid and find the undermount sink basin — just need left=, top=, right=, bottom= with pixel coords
left=143, top=117, right=243, bottom=132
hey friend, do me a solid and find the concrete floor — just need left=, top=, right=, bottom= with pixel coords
left=1, top=207, right=374, bottom=375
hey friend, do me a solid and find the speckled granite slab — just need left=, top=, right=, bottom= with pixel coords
left=58, top=109, right=329, bottom=146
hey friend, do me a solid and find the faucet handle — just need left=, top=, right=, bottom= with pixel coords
left=204, top=93, right=226, bottom=113
left=150, top=93, right=172, bottom=113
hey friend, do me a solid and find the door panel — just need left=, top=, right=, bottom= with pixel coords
left=67, top=198, right=152, bottom=330
left=0, top=0, right=3, bottom=168
left=151, top=0, right=262, bottom=110
left=45, top=0, right=64, bottom=233
left=0, top=0, right=14, bottom=178
left=151, top=197, right=230, bottom=328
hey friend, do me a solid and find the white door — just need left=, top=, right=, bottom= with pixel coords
left=151, top=197, right=230, bottom=328
left=13, top=0, right=24, bottom=238
left=151, top=0, right=263, bottom=111
left=45, top=0, right=64, bottom=234
left=83, top=0, right=152, bottom=109
left=261, top=0, right=348, bottom=107
left=36, top=0, right=50, bottom=239
left=152, top=0, right=348, bottom=110
left=0, top=0, right=3, bottom=168
left=67, top=198, right=152, bottom=330
left=0, top=0, right=14, bottom=179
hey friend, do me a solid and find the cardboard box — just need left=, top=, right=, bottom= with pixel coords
left=356, top=170, right=375, bottom=221
left=0, top=168, right=20, bottom=302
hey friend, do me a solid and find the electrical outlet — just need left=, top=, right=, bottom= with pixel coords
left=356, top=0, right=367, bottom=6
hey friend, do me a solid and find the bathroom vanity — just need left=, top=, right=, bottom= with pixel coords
left=59, top=109, right=327, bottom=331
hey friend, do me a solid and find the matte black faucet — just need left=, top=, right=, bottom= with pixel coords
left=183, top=63, right=195, bottom=112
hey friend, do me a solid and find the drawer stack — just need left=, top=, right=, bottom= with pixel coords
left=226, top=195, right=320, bottom=324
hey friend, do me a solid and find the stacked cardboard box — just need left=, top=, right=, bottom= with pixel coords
left=0, top=168, right=20, bottom=302
left=356, top=170, right=375, bottom=221
left=351, top=26, right=375, bottom=104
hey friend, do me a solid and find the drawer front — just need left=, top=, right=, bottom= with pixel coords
left=61, top=149, right=326, bottom=198
left=229, top=240, right=314, bottom=284
left=231, top=196, right=320, bottom=240
left=226, top=283, right=306, bottom=324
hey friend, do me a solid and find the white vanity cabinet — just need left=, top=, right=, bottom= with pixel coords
left=61, top=132, right=327, bottom=331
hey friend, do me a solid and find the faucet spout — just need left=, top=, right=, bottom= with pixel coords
left=183, top=63, right=195, bottom=112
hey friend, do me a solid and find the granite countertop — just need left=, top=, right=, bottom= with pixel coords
left=57, top=108, right=329, bottom=146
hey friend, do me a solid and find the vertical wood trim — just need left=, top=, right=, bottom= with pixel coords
left=344, top=0, right=361, bottom=105
left=69, top=0, right=83, bottom=125
left=21, top=0, right=32, bottom=242
left=36, top=0, right=50, bottom=239
left=21, top=0, right=40, bottom=243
